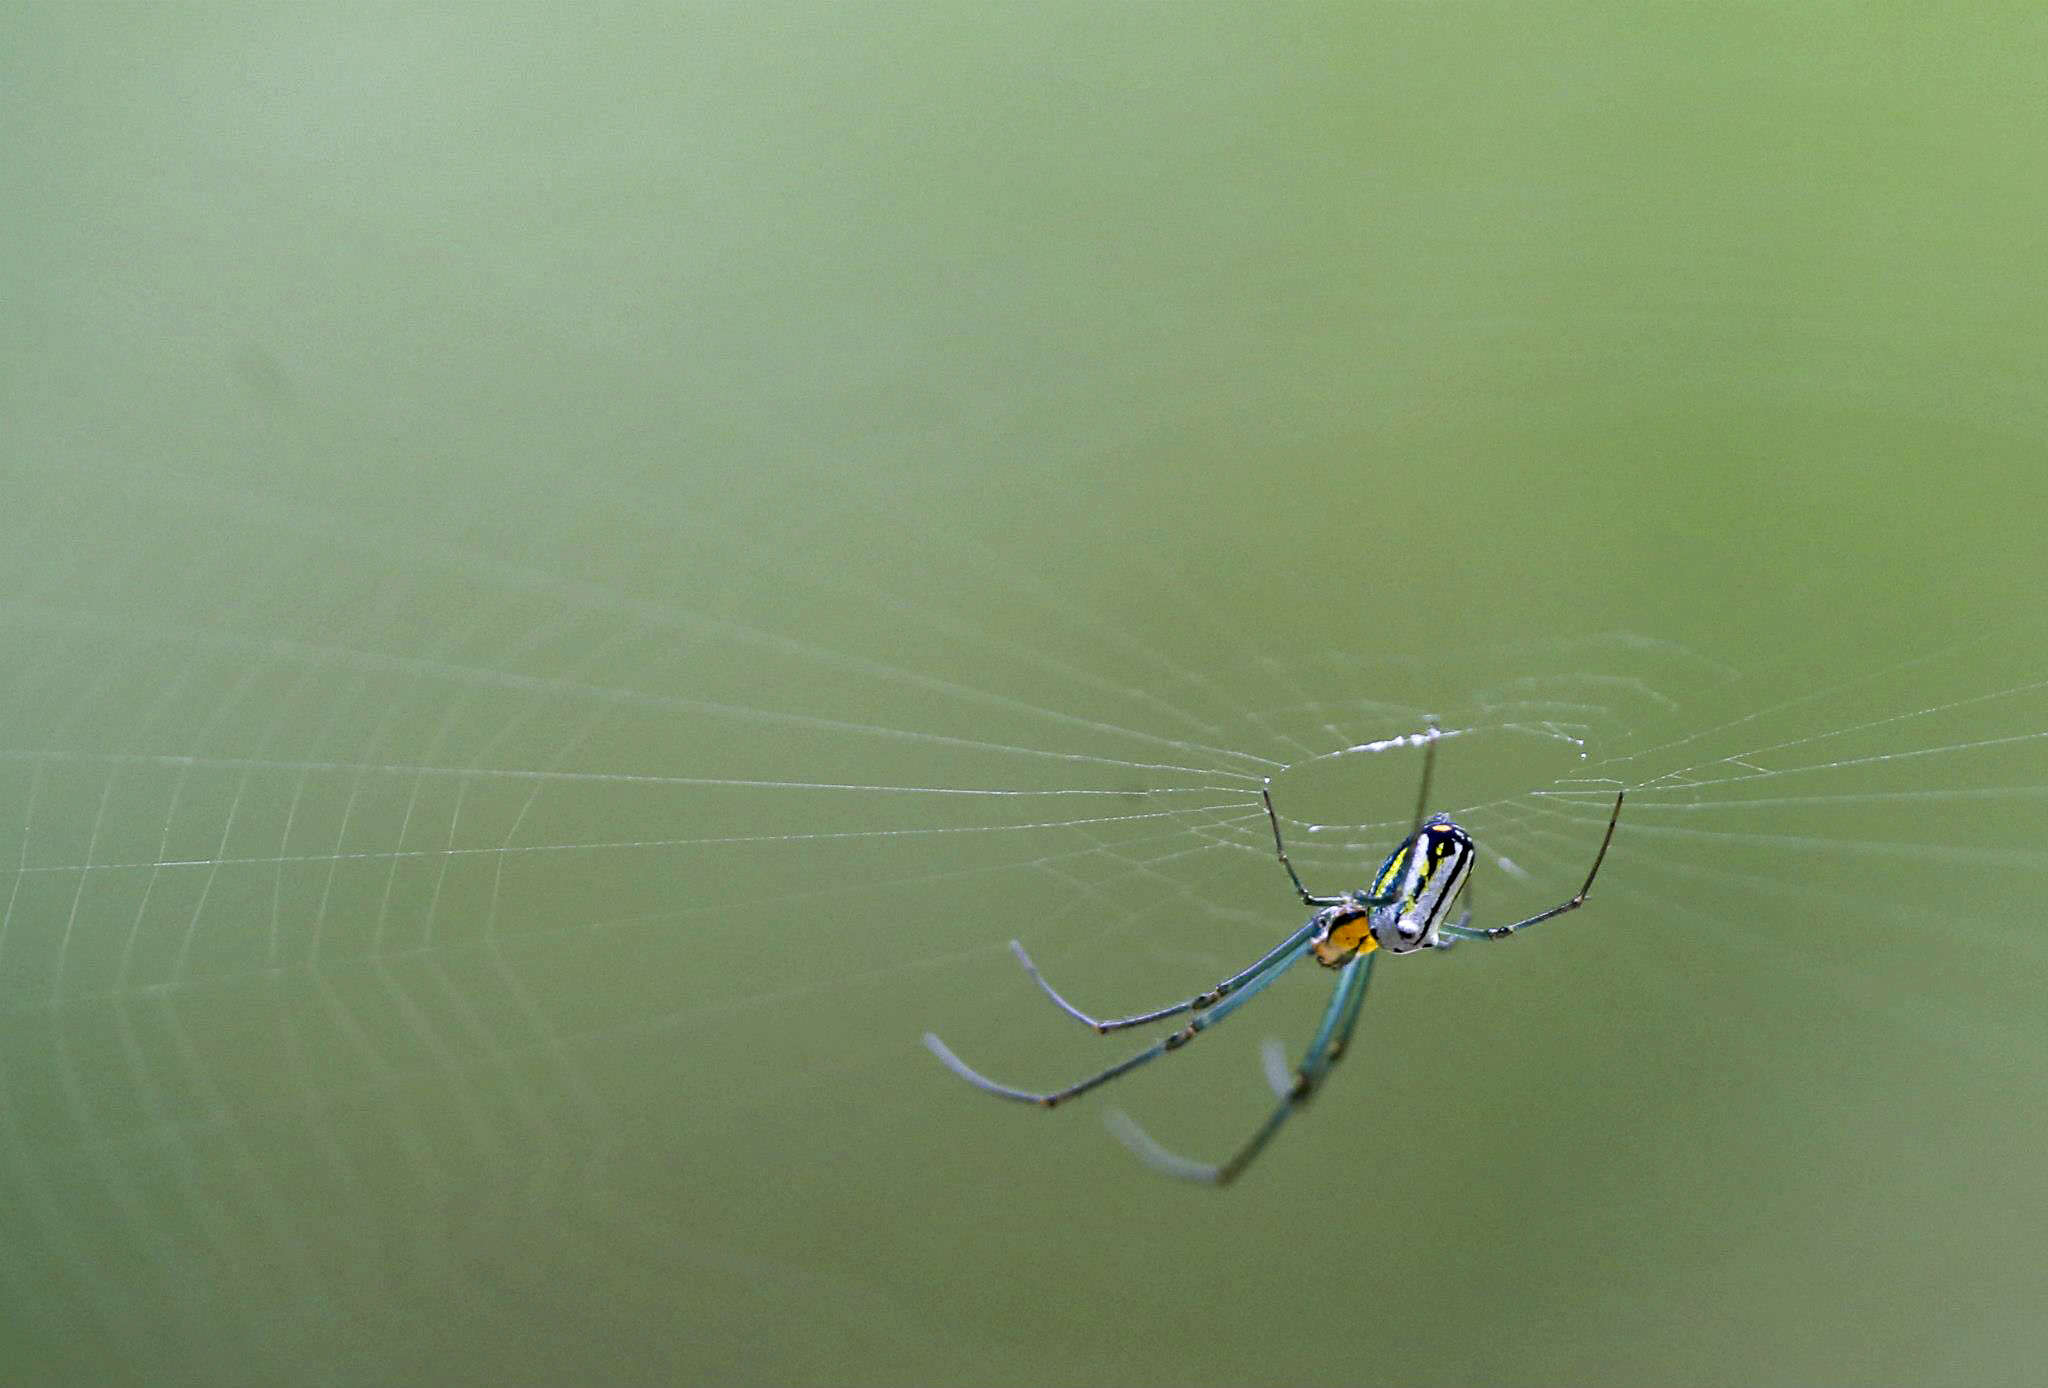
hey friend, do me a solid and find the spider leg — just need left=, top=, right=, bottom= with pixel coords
left=1267, top=718, right=1439, bottom=906
left=923, top=935, right=1316, bottom=1109
left=1457, top=791, right=1623, bottom=941
left=1010, top=916, right=1324, bottom=1034
left=1409, top=717, right=1440, bottom=835
left=1263, top=783, right=1346, bottom=907
left=1108, top=950, right=1376, bottom=1185
left=1259, top=1037, right=1293, bottom=1097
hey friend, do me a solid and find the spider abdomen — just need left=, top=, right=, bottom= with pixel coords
left=1343, top=816, right=1477, bottom=957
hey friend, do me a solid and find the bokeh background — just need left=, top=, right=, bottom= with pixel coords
left=7, top=6, right=2048, bottom=1384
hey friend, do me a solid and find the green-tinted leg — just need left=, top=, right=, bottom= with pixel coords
left=1010, top=914, right=1324, bottom=1034
left=1108, top=951, right=1376, bottom=1185
left=924, top=935, right=1316, bottom=1109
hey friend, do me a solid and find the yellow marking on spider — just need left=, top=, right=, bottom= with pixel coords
left=1370, top=848, right=1411, bottom=898
left=1314, top=920, right=1378, bottom=967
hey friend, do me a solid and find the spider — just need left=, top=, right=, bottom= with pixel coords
left=923, top=731, right=1625, bottom=1185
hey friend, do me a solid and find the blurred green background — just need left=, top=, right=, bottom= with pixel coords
left=6, top=5, right=2048, bottom=1384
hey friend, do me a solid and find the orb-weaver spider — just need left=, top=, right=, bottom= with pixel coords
left=923, top=731, right=1625, bottom=1184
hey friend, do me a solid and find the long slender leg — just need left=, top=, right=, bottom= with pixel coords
left=1263, top=945, right=1377, bottom=1090
left=1270, top=718, right=1440, bottom=906
left=1108, top=951, right=1375, bottom=1185
left=1263, top=783, right=1346, bottom=907
left=922, top=935, right=1315, bottom=1109
left=1322, top=949, right=1376, bottom=1063
left=1260, top=1037, right=1293, bottom=1097
left=1410, top=718, right=1440, bottom=834
left=1011, top=916, right=1323, bottom=1034
left=1454, top=791, right=1624, bottom=942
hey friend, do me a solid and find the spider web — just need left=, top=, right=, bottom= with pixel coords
left=3, top=467, right=2045, bottom=1382
left=11, top=7, right=2048, bottom=1382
